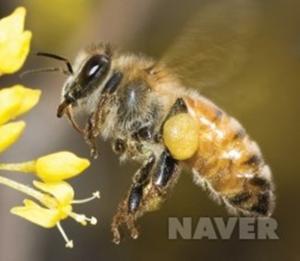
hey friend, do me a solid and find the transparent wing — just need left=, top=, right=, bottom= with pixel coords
left=160, top=0, right=260, bottom=90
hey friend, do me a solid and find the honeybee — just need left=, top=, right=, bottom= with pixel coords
left=35, top=2, right=275, bottom=244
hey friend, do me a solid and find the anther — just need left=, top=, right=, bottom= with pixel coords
left=69, top=212, right=98, bottom=226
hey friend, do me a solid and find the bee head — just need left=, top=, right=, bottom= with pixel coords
left=57, top=43, right=112, bottom=117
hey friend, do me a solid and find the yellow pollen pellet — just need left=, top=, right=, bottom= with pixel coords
left=163, top=113, right=200, bottom=160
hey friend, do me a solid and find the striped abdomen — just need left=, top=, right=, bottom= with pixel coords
left=184, top=95, right=275, bottom=216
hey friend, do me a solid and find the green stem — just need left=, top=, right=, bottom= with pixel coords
left=0, top=161, right=36, bottom=173
left=0, top=175, right=57, bottom=208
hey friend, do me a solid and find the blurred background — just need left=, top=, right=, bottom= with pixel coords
left=0, top=0, right=299, bottom=260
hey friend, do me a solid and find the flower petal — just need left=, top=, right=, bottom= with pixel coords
left=0, top=121, right=25, bottom=153
left=0, top=87, right=23, bottom=125
left=35, top=151, right=90, bottom=182
left=0, top=31, right=32, bottom=74
left=0, top=86, right=41, bottom=125
left=12, top=85, right=41, bottom=116
left=0, top=7, right=25, bottom=37
left=11, top=199, right=60, bottom=228
left=0, top=7, right=31, bottom=74
left=33, top=181, right=74, bottom=206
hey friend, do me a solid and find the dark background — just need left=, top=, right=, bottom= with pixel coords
left=0, top=0, right=299, bottom=260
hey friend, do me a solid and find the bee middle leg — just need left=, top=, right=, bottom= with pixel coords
left=111, top=150, right=180, bottom=244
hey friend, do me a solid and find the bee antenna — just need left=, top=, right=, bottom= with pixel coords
left=36, top=52, right=74, bottom=75
left=19, top=67, right=69, bottom=79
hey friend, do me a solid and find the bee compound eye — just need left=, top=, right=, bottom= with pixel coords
left=80, top=55, right=109, bottom=83
left=113, top=138, right=126, bottom=154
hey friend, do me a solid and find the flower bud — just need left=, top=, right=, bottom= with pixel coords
left=35, top=152, right=90, bottom=182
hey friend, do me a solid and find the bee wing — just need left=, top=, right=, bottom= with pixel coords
left=159, top=0, right=260, bottom=90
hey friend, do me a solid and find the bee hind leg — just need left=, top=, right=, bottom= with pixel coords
left=156, top=97, right=188, bottom=140
left=111, top=150, right=181, bottom=244
left=165, top=97, right=188, bottom=117
left=111, top=154, right=156, bottom=244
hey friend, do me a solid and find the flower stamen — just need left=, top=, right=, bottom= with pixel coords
left=72, top=191, right=100, bottom=204
left=56, top=222, right=73, bottom=249
left=88, top=216, right=98, bottom=225
left=69, top=212, right=98, bottom=226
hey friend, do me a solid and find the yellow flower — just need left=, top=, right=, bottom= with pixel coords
left=0, top=85, right=41, bottom=151
left=0, top=84, right=95, bottom=250
left=0, top=7, right=32, bottom=74
left=0, top=153, right=96, bottom=248
left=0, top=6, right=100, bottom=248
left=0, top=176, right=100, bottom=248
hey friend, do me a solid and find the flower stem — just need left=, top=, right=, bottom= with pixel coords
left=0, top=161, right=36, bottom=173
left=0, top=175, right=56, bottom=208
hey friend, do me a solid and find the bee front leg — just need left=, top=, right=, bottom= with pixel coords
left=84, top=95, right=111, bottom=159
left=84, top=113, right=99, bottom=159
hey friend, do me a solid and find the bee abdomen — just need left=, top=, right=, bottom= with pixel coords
left=227, top=191, right=272, bottom=216
left=185, top=95, right=275, bottom=217
left=220, top=140, right=275, bottom=216
left=192, top=163, right=275, bottom=217
left=225, top=173, right=275, bottom=216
